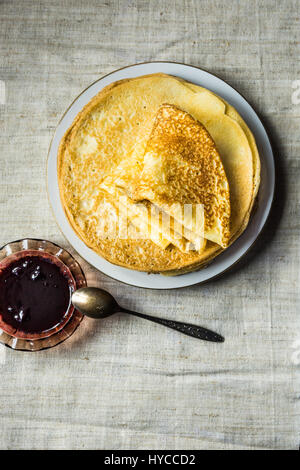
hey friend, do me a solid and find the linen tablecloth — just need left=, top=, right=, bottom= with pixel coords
left=0, top=0, right=299, bottom=449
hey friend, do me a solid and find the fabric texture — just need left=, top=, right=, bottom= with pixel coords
left=0, top=0, right=299, bottom=450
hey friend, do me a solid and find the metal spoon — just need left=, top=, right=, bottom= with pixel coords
left=72, top=287, right=224, bottom=343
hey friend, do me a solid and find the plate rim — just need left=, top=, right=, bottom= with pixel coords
left=47, top=61, right=275, bottom=290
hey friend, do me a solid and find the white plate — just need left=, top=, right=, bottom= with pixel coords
left=47, top=62, right=275, bottom=289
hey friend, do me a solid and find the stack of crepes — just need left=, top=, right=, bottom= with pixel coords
left=58, top=74, right=260, bottom=274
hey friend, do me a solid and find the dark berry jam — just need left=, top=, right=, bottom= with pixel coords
left=0, top=251, right=75, bottom=339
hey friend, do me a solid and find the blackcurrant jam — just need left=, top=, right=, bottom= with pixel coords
left=0, top=251, right=75, bottom=339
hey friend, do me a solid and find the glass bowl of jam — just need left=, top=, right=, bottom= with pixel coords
left=0, top=239, right=86, bottom=351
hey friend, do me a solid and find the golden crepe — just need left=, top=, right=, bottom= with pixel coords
left=99, top=183, right=203, bottom=253
left=100, top=103, right=230, bottom=248
left=58, top=73, right=260, bottom=274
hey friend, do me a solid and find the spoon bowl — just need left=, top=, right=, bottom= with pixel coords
left=72, top=287, right=118, bottom=319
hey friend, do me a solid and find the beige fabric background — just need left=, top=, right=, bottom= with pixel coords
left=0, top=0, right=299, bottom=450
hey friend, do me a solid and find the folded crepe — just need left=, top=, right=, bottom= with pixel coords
left=100, top=183, right=205, bottom=253
left=102, top=104, right=230, bottom=250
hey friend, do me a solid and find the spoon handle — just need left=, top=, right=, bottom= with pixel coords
left=121, top=308, right=224, bottom=343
